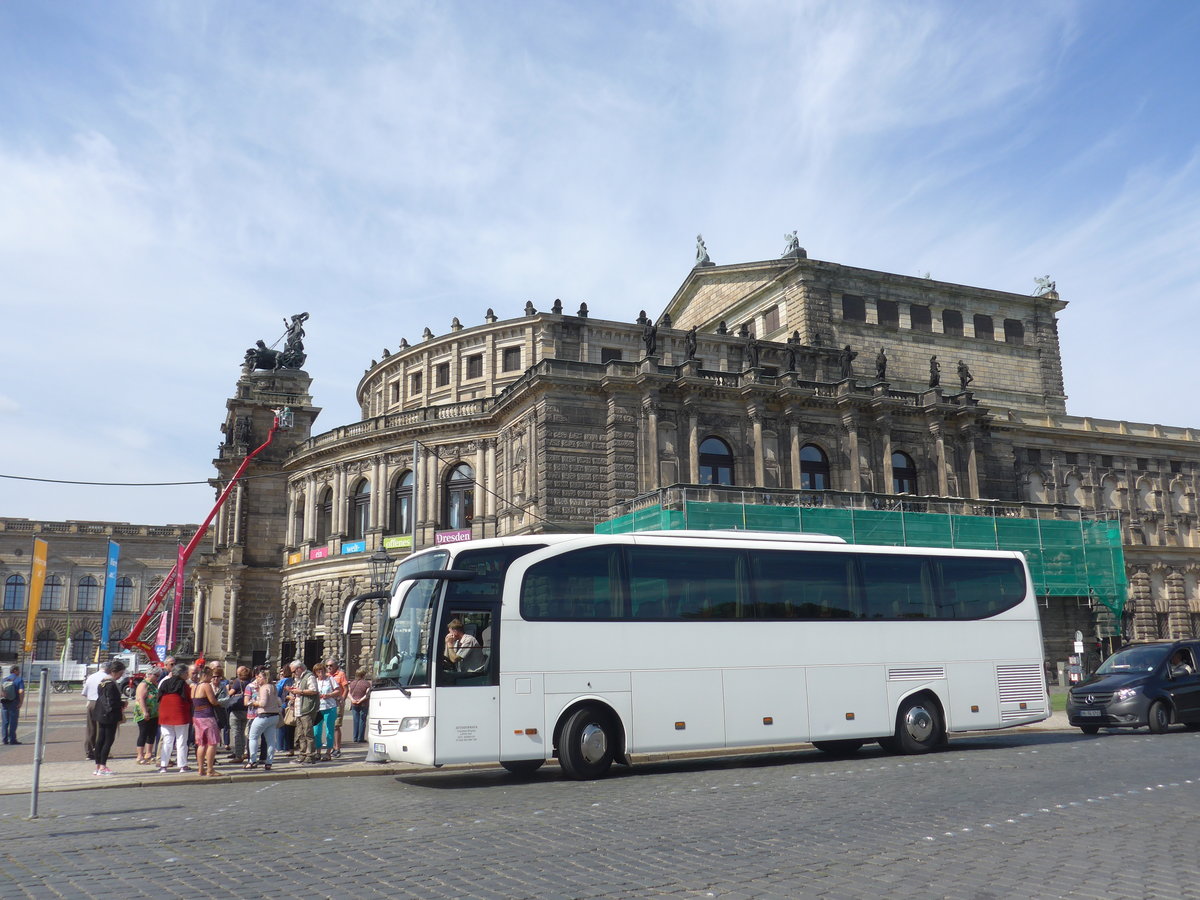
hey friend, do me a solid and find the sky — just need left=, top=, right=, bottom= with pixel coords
left=2, top=0, right=1199, bottom=525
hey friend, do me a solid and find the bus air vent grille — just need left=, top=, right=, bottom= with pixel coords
left=887, top=666, right=946, bottom=681
left=996, top=664, right=1045, bottom=703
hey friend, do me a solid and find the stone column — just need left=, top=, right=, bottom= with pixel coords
left=686, top=403, right=700, bottom=485
left=485, top=438, right=497, bottom=519
left=233, top=483, right=245, bottom=545
left=842, top=413, right=861, bottom=492
left=788, top=412, right=801, bottom=489
left=879, top=415, right=893, bottom=495
left=930, top=424, right=948, bottom=496
left=1128, top=566, right=1154, bottom=641
left=643, top=396, right=660, bottom=492
left=1167, top=566, right=1189, bottom=639
left=750, top=407, right=765, bottom=488
left=964, top=429, right=980, bottom=499
left=372, top=456, right=384, bottom=532
left=475, top=440, right=486, bottom=531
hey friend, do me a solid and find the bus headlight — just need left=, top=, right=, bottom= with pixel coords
left=399, top=716, right=430, bottom=732
left=1113, top=688, right=1139, bottom=702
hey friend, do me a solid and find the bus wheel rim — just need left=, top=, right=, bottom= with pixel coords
left=903, top=706, right=934, bottom=742
left=579, top=723, right=607, bottom=765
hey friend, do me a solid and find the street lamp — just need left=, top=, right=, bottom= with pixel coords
left=367, top=547, right=394, bottom=591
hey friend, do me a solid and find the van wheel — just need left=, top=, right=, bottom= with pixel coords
left=500, top=759, right=545, bottom=777
left=882, top=695, right=942, bottom=755
left=558, top=707, right=616, bottom=780
left=1147, top=700, right=1171, bottom=734
left=1079, top=725, right=1100, bottom=735
left=812, top=740, right=864, bottom=756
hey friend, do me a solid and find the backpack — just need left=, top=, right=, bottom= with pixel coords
left=1, top=677, right=15, bottom=703
left=94, top=681, right=123, bottom=724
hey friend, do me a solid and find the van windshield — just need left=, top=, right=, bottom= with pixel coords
left=1095, top=645, right=1169, bottom=674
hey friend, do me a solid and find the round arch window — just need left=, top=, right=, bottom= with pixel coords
left=348, top=478, right=371, bottom=540
left=892, top=452, right=918, bottom=494
left=445, top=463, right=475, bottom=530
left=698, top=437, right=734, bottom=486
left=390, top=470, right=414, bottom=535
left=800, top=444, right=830, bottom=491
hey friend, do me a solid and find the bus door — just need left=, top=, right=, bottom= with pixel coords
left=433, top=606, right=499, bottom=764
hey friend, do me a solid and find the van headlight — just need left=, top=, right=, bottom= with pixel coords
left=399, top=716, right=430, bottom=732
left=1113, top=688, right=1139, bottom=702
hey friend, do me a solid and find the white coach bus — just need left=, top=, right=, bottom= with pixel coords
left=354, top=530, right=1048, bottom=779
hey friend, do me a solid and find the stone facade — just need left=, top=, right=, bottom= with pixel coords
left=171, top=252, right=1200, bottom=672
left=0, top=519, right=197, bottom=663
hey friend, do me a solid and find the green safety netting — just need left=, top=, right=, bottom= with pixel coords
left=597, top=501, right=1127, bottom=619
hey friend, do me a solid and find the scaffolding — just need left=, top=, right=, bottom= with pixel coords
left=596, top=486, right=1127, bottom=623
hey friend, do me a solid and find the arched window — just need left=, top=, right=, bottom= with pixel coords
left=348, top=478, right=371, bottom=540
left=35, top=629, right=57, bottom=661
left=42, top=574, right=64, bottom=611
left=292, top=492, right=305, bottom=544
left=800, top=444, right=830, bottom=490
left=892, top=452, right=918, bottom=494
left=108, top=626, right=128, bottom=654
left=444, top=464, right=475, bottom=530
left=390, top=471, right=414, bottom=535
left=113, top=576, right=135, bottom=612
left=315, top=487, right=333, bottom=543
left=72, top=630, right=95, bottom=664
left=698, top=437, right=734, bottom=486
left=0, top=629, right=19, bottom=659
left=77, top=575, right=99, bottom=611
left=3, top=574, right=26, bottom=611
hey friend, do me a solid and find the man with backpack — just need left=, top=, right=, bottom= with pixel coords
left=1, top=665, right=25, bottom=745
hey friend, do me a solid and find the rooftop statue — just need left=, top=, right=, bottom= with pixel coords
left=695, top=234, right=714, bottom=267
left=244, top=312, right=310, bottom=371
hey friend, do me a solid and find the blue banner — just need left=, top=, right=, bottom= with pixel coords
left=99, top=539, right=120, bottom=654
left=340, top=539, right=367, bottom=555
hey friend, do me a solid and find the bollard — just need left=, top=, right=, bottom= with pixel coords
left=29, top=667, right=49, bottom=819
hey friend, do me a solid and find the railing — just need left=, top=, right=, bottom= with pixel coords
left=606, top=483, right=1119, bottom=524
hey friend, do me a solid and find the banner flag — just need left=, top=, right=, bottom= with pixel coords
left=99, top=540, right=120, bottom=653
left=153, top=570, right=171, bottom=657
left=169, top=542, right=185, bottom=649
left=24, top=538, right=48, bottom=654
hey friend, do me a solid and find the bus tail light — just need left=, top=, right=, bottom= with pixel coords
left=675, top=722, right=686, bottom=730
left=845, top=713, right=855, bottom=721
left=513, top=728, right=538, bottom=735
left=762, top=717, right=773, bottom=725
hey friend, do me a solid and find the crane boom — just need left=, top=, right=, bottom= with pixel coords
left=122, top=412, right=285, bottom=663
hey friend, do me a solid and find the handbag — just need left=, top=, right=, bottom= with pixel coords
left=283, top=706, right=297, bottom=727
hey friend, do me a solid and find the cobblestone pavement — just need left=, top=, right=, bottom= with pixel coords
left=2, top=727, right=1199, bottom=899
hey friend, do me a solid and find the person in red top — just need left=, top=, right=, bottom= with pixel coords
left=156, top=663, right=193, bottom=773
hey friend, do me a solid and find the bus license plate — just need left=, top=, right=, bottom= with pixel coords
left=374, top=743, right=386, bottom=753
left=1078, top=709, right=1102, bottom=717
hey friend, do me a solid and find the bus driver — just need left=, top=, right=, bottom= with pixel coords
left=444, top=619, right=484, bottom=673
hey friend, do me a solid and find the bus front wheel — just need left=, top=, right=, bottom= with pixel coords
left=880, top=695, right=942, bottom=755
left=558, top=706, right=616, bottom=780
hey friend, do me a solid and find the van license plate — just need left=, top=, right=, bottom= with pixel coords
left=1078, top=709, right=1102, bottom=717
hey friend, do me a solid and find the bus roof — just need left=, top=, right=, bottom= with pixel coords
left=628, top=529, right=847, bottom=544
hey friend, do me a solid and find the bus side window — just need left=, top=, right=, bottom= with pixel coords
left=440, top=610, right=494, bottom=686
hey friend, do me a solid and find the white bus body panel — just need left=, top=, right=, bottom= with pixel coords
left=433, top=685, right=499, bottom=765
left=721, top=667, right=808, bottom=747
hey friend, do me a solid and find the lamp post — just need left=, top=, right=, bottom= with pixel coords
left=367, top=547, right=394, bottom=591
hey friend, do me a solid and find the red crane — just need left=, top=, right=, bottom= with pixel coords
left=121, top=409, right=290, bottom=663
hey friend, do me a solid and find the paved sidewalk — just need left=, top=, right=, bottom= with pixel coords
left=0, top=698, right=1073, bottom=796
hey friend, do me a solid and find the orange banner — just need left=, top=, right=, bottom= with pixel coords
left=24, top=538, right=47, bottom=654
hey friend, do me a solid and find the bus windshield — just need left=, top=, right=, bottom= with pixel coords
left=374, top=550, right=449, bottom=688
left=373, top=544, right=544, bottom=689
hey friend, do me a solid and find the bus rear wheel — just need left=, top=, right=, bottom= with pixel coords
left=558, top=706, right=616, bottom=780
left=880, top=695, right=942, bottom=755
left=500, top=759, right=545, bottom=777
left=812, top=740, right=864, bottom=756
